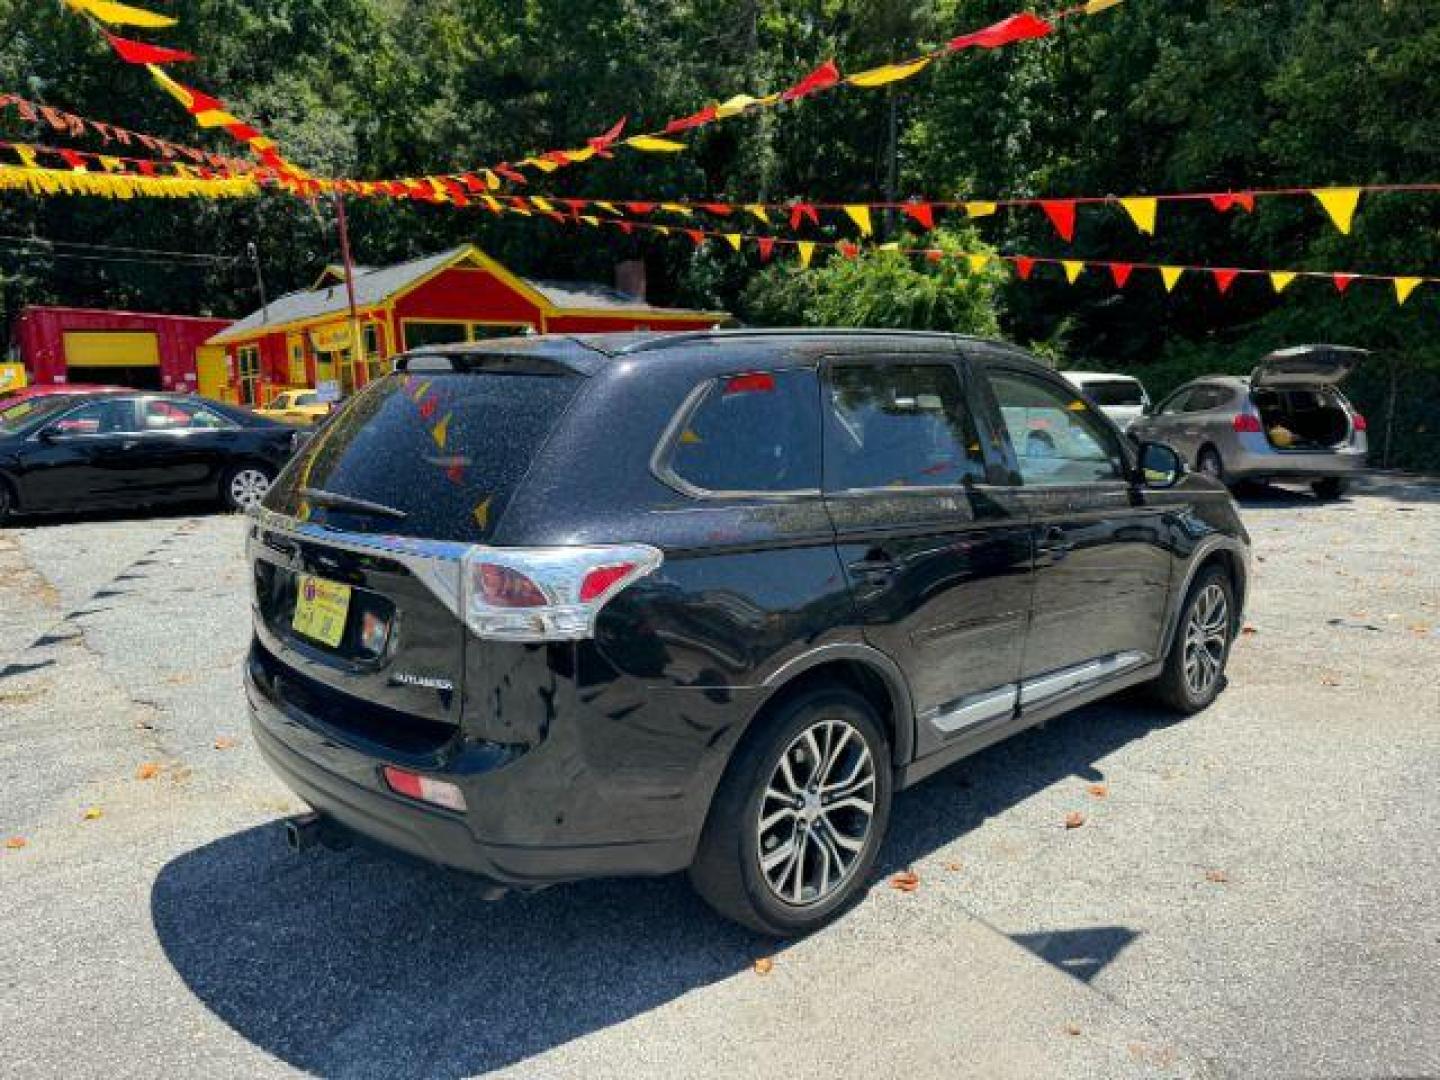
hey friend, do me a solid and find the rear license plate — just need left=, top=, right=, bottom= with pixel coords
left=292, top=574, right=352, bottom=648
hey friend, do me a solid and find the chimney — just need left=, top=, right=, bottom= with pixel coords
left=615, top=259, right=647, bottom=301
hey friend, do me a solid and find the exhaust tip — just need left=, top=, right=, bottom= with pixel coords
left=284, top=813, right=323, bottom=854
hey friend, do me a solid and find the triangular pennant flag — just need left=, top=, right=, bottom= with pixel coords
left=1212, top=268, right=1240, bottom=295
left=1118, top=197, right=1157, bottom=235
left=104, top=32, right=195, bottom=64
left=844, top=205, right=874, bottom=236
left=699, top=202, right=732, bottom=215
left=587, top=116, right=627, bottom=154
left=782, top=60, right=842, bottom=102
left=846, top=57, right=931, bottom=88
left=715, top=94, right=758, bottom=119
left=1084, top=0, right=1124, bottom=12
left=797, top=241, right=816, bottom=268
left=66, top=0, right=177, bottom=28
left=1062, top=260, right=1085, bottom=284
left=626, top=135, right=687, bottom=152
left=431, top=413, right=451, bottom=450
left=839, top=242, right=861, bottom=259
left=1160, top=266, right=1184, bottom=292
left=966, top=254, right=991, bottom=274
left=1013, top=256, right=1036, bottom=281
left=626, top=202, right=656, bottom=215
left=146, top=65, right=195, bottom=110
left=1394, top=277, right=1422, bottom=305
left=1333, top=273, right=1357, bottom=294
left=965, top=201, right=998, bottom=218
left=949, top=13, right=1052, bottom=51
left=1109, top=263, right=1134, bottom=288
left=1269, top=271, right=1297, bottom=294
left=664, top=106, right=718, bottom=135
left=1209, top=192, right=1255, bottom=214
left=722, top=233, right=742, bottom=252
left=902, top=203, right=935, bottom=230
left=758, top=238, right=775, bottom=262
left=744, top=204, right=771, bottom=224
left=1040, top=200, right=1077, bottom=241
left=685, top=229, right=706, bottom=247
left=789, top=203, right=820, bottom=230
left=1313, top=187, right=1362, bottom=235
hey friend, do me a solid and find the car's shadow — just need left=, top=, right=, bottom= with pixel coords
left=4, top=501, right=226, bottom=529
left=151, top=695, right=1173, bottom=1077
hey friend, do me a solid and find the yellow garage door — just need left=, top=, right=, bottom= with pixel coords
left=62, top=331, right=160, bottom=369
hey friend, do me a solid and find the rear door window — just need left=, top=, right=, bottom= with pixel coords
left=823, top=361, right=986, bottom=491
left=266, top=367, right=582, bottom=541
left=662, top=368, right=821, bottom=494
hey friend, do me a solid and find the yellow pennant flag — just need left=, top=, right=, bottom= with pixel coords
left=715, top=95, right=759, bottom=119
left=147, top=64, right=195, bottom=109
left=659, top=202, right=694, bottom=217
left=194, top=109, right=241, bottom=129
left=846, top=58, right=932, bottom=88
left=530, top=196, right=557, bottom=213
left=965, top=201, right=998, bottom=218
left=480, top=195, right=502, bottom=214
left=472, top=497, right=492, bottom=531
left=966, top=254, right=991, bottom=274
left=593, top=201, right=621, bottom=215
left=580, top=215, right=600, bottom=226
left=723, top=233, right=742, bottom=251
left=1313, top=187, right=1362, bottom=235
left=564, top=147, right=597, bottom=163
left=744, top=203, right=770, bottom=224
left=13, top=145, right=40, bottom=169
left=431, top=413, right=451, bottom=450
left=1269, top=271, right=1298, bottom=293
left=1062, top=260, right=1085, bottom=284
left=1119, top=196, right=1157, bottom=235
left=797, top=241, right=816, bottom=269
left=1083, top=0, right=1124, bottom=12
left=844, top=205, right=874, bottom=236
left=66, top=0, right=177, bottom=28
left=626, top=135, right=687, bottom=152
left=1394, top=277, right=1422, bottom=305
left=519, top=157, right=561, bottom=173
left=1160, top=266, right=1184, bottom=292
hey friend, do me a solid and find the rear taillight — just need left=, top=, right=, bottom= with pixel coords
left=1232, top=413, right=1263, bottom=433
left=382, top=766, right=467, bottom=812
left=1351, top=412, right=1368, bottom=432
left=461, top=544, right=663, bottom=641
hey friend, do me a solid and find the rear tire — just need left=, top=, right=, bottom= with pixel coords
left=1151, top=563, right=1235, bottom=715
left=222, top=463, right=275, bottom=513
left=1311, top=477, right=1348, bottom=500
left=688, top=686, right=893, bottom=936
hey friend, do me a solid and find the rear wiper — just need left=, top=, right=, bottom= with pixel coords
left=301, top=487, right=409, bottom=521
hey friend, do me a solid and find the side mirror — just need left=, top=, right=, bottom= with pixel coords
left=1136, top=441, right=1185, bottom=489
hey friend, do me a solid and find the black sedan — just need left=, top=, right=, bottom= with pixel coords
left=0, top=391, right=297, bottom=522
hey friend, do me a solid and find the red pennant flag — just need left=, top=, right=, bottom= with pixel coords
left=1333, top=273, right=1357, bottom=294
left=626, top=202, right=656, bottom=215
left=561, top=198, right=587, bottom=213
left=460, top=173, right=486, bottom=192
left=1040, top=200, right=1077, bottom=241
left=1212, top=268, right=1240, bottom=294
left=493, top=163, right=527, bottom=185
left=1209, top=192, right=1256, bottom=214
left=59, top=149, right=88, bottom=170
left=925, top=249, right=944, bottom=263
left=224, top=122, right=261, bottom=143
left=587, top=116, right=627, bottom=154
left=41, top=107, right=69, bottom=131
left=183, top=87, right=227, bottom=118
left=948, top=13, right=1052, bottom=51
left=136, top=161, right=157, bottom=176
left=664, top=105, right=718, bottom=134
left=839, top=242, right=860, bottom=258
left=789, top=203, right=820, bottom=230
left=700, top=203, right=734, bottom=216
left=543, top=150, right=573, bottom=166
left=104, top=31, right=196, bottom=65
left=1109, top=262, right=1134, bottom=288
left=758, top=238, right=775, bottom=262
left=1013, top=256, right=1036, bottom=280
left=782, top=60, right=842, bottom=102
left=445, top=461, right=466, bottom=485
left=686, top=229, right=706, bottom=247
left=902, top=203, right=935, bottom=230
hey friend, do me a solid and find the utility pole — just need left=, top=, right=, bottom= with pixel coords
left=247, top=240, right=268, bottom=324
left=332, top=192, right=365, bottom=393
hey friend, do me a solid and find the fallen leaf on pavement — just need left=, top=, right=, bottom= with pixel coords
left=136, top=762, right=161, bottom=780
left=4, top=837, right=26, bottom=850
left=1063, top=1023, right=1082, bottom=1037
left=82, top=807, right=102, bottom=821
left=214, top=737, right=236, bottom=750
left=1240, top=625, right=1257, bottom=636
left=890, top=870, right=920, bottom=892
left=1064, top=811, right=1086, bottom=829
left=1204, top=868, right=1229, bottom=883
left=945, top=861, right=963, bottom=872
left=753, top=957, right=774, bottom=975
left=1087, top=783, right=1109, bottom=798
left=1319, top=673, right=1341, bottom=687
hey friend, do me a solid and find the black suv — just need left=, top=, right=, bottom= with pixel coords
left=245, top=330, right=1249, bottom=935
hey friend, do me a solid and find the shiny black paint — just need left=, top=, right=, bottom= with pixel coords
left=246, top=331, right=1250, bottom=889
left=0, top=392, right=292, bottom=517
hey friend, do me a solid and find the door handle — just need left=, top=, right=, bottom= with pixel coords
left=120, top=439, right=140, bottom=451
left=848, top=557, right=900, bottom=578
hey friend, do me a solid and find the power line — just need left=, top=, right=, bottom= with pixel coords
left=0, top=234, right=241, bottom=266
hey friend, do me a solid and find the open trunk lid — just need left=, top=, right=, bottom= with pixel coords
left=1251, top=345, right=1366, bottom=388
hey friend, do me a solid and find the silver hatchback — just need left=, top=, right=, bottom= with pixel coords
left=1129, top=345, right=1368, bottom=499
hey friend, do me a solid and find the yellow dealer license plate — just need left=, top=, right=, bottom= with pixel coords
left=292, top=575, right=352, bottom=648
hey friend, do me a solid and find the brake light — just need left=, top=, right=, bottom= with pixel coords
left=1232, top=413, right=1263, bottom=433
left=382, top=766, right=468, bottom=812
left=1351, top=412, right=1368, bottom=432
left=724, top=372, right=775, bottom=395
left=461, top=544, right=663, bottom=641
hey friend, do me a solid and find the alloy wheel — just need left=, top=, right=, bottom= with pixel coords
left=229, top=468, right=271, bottom=511
left=1182, top=582, right=1229, bottom=698
left=756, top=717, right=876, bottom=907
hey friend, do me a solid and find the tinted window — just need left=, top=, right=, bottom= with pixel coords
left=666, top=369, right=820, bottom=493
left=51, top=398, right=138, bottom=435
left=0, top=396, right=77, bottom=433
left=1077, top=379, right=1145, bottom=407
left=266, top=368, right=581, bottom=541
left=1158, top=389, right=1194, bottom=415
left=295, top=393, right=318, bottom=407
left=1186, top=385, right=1232, bottom=411
left=824, top=362, right=985, bottom=491
left=143, top=399, right=230, bottom=430
left=989, top=369, right=1125, bottom=486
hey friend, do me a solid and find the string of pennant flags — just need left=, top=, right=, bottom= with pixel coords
left=0, top=162, right=258, bottom=199
left=0, top=139, right=257, bottom=181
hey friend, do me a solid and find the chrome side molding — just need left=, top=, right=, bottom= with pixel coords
left=1018, top=651, right=1149, bottom=707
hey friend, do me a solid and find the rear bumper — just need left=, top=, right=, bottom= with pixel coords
left=1224, top=440, right=1368, bottom=481
left=245, top=648, right=696, bottom=886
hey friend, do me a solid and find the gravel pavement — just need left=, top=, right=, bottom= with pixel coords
left=1, top=478, right=1436, bottom=1079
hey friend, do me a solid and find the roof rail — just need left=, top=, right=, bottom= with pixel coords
left=613, top=327, right=977, bottom=356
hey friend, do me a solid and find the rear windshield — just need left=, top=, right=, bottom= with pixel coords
left=1076, top=379, right=1145, bottom=407
left=266, top=369, right=581, bottom=541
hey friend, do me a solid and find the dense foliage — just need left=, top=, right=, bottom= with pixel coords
left=1, top=0, right=1436, bottom=464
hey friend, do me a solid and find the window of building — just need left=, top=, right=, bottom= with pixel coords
left=402, top=322, right=469, bottom=349
left=664, top=369, right=821, bottom=495
left=989, top=369, right=1126, bottom=486
left=823, top=362, right=986, bottom=491
left=236, top=345, right=261, bottom=405
left=287, top=335, right=308, bottom=385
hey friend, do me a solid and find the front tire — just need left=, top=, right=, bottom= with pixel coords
left=689, top=686, right=893, bottom=936
left=1151, top=564, right=1235, bottom=714
left=1311, top=477, right=1348, bottom=500
left=222, top=463, right=274, bottom=513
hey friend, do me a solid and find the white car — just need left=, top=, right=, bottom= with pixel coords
left=1062, top=371, right=1151, bottom=430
